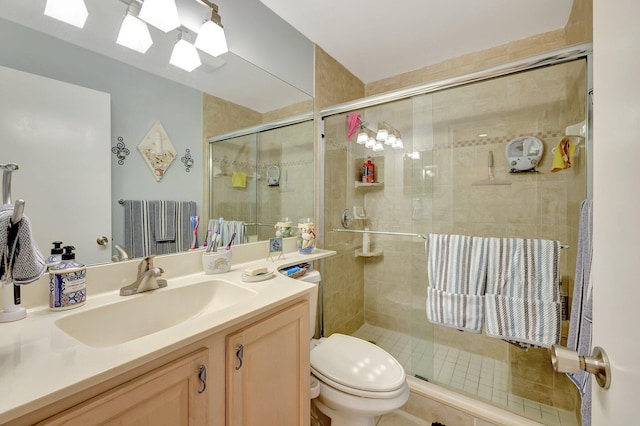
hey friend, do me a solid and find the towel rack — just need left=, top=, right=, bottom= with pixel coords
left=332, top=228, right=569, bottom=249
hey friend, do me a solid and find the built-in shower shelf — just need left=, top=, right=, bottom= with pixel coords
left=355, top=181, right=383, bottom=189
left=355, top=249, right=383, bottom=257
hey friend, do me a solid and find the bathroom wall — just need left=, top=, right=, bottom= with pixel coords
left=314, top=46, right=366, bottom=335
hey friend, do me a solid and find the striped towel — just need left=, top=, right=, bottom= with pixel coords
left=485, top=237, right=561, bottom=348
left=152, top=200, right=176, bottom=242
left=425, top=234, right=488, bottom=333
left=124, top=200, right=196, bottom=258
left=222, top=220, right=246, bottom=246
left=567, top=199, right=593, bottom=426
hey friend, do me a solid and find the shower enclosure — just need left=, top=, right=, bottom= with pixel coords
left=208, top=117, right=314, bottom=242
left=319, top=46, right=591, bottom=425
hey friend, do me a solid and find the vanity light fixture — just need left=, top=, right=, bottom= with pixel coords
left=365, top=135, right=376, bottom=149
left=376, top=122, right=390, bottom=141
left=170, top=30, right=201, bottom=72
left=44, top=0, right=88, bottom=29
left=195, top=1, right=228, bottom=57
left=386, top=130, right=397, bottom=146
left=392, top=133, right=404, bottom=149
left=117, top=2, right=153, bottom=53
left=356, top=129, right=369, bottom=144
left=139, top=0, right=180, bottom=33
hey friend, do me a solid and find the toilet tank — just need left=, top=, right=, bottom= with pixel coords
left=295, top=270, right=321, bottom=338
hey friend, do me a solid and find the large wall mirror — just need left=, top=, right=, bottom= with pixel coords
left=0, top=0, right=314, bottom=266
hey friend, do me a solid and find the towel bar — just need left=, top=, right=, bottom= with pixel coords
left=332, top=228, right=569, bottom=248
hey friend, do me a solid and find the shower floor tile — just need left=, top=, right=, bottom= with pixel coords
left=352, top=323, right=578, bottom=426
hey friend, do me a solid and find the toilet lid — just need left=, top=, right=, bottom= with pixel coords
left=310, top=334, right=406, bottom=393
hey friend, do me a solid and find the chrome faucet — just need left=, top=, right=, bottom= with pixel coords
left=119, top=256, right=167, bottom=296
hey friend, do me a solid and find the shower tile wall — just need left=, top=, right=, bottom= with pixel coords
left=323, top=60, right=586, bottom=416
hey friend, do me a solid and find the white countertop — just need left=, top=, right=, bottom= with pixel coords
left=0, top=247, right=335, bottom=423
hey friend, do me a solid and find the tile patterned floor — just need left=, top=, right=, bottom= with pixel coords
left=353, top=324, right=578, bottom=426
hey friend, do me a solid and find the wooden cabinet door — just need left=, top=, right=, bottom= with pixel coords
left=40, top=349, right=209, bottom=426
left=227, top=302, right=310, bottom=426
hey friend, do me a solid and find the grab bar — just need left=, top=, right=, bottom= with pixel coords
left=332, top=228, right=427, bottom=239
left=332, top=228, right=569, bottom=249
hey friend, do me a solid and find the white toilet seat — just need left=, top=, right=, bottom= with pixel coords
left=311, top=369, right=407, bottom=399
left=310, top=333, right=406, bottom=397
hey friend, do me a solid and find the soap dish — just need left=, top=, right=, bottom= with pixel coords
left=241, top=269, right=275, bottom=282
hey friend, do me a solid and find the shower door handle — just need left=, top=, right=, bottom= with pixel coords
left=551, top=345, right=611, bottom=389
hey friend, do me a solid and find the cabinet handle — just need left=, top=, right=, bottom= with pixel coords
left=198, top=365, right=207, bottom=394
left=235, top=344, right=244, bottom=370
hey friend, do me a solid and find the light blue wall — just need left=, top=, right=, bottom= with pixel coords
left=0, top=17, right=203, bottom=251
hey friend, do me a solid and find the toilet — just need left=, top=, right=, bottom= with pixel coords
left=297, top=271, right=409, bottom=426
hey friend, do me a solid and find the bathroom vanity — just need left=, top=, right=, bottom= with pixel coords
left=0, top=240, right=334, bottom=425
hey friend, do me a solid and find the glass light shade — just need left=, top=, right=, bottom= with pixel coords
left=373, top=142, right=384, bottom=152
left=356, top=130, right=368, bottom=144
left=386, top=133, right=396, bottom=145
left=195, top=21, right=228, bottom=57
left=117, top=13, right=153, bottom=53
left=365, top=137, right=376, bottom=149
left=170, top=39, right=202, bottom=72
left=376, top=127, right=389, bottom=142
left=392, top=138, right=404, bottom=149
left=44, top=0, right=88, bottom=28
left=139, top=0, right=180, bottom=33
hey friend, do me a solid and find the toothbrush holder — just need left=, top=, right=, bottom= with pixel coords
left=202, top=249, right=232, bottom=274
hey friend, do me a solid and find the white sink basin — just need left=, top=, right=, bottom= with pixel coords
left=55, top=279, right=257, bottom=347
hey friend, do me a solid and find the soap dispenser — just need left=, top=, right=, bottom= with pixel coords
left=48, top=246, right=86, bottom=311
left=46, top=241, right=64, bottom=270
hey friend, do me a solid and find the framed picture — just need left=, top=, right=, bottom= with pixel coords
left=269, top=237, right=283, bottom=253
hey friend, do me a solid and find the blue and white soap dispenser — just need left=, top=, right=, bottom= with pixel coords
left=46, top=241, right=64, bottom=269
left=48, top=245, right=86, bottom=311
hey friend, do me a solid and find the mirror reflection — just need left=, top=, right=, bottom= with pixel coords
left=0, top=2, right=314, bottom=266
left=209, top=118, right=315, bottom=244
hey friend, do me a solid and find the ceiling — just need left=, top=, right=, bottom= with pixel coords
left=260, top=0, right=575, bottom=84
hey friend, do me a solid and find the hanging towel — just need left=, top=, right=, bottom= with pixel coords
left=425, top=234, right=488, bottom=333
left=231, top=172, right=247, bottom=188
left=347, top=112, right=361, bottom=141
left=0, top=205, right=46, bottom=284
left=152, top=200, right=176, bottom=242
left=124, top=200, right=196, bottom=257
left=567, top=199, right=593, bottom=426
left=222, top=220, right=246, bottom=247
left=485, top=237, right=561, bottom=348
left=550, top=137, right=576, bottom=172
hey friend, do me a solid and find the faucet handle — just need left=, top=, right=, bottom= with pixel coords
left=137, top=255, right=157, bottom=276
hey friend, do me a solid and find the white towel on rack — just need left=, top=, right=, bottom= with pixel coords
left=0, top=205, right=46, bottom=284
left=425, top=234, right=488, bottom=332
left=485, top=237, right=561, bottom=348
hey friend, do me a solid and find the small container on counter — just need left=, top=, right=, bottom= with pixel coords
left=202, top=249, right=232, bottom=274
left=49, top=246, right=86, bottom=311
left=296, top=218, right=316, bottom=254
